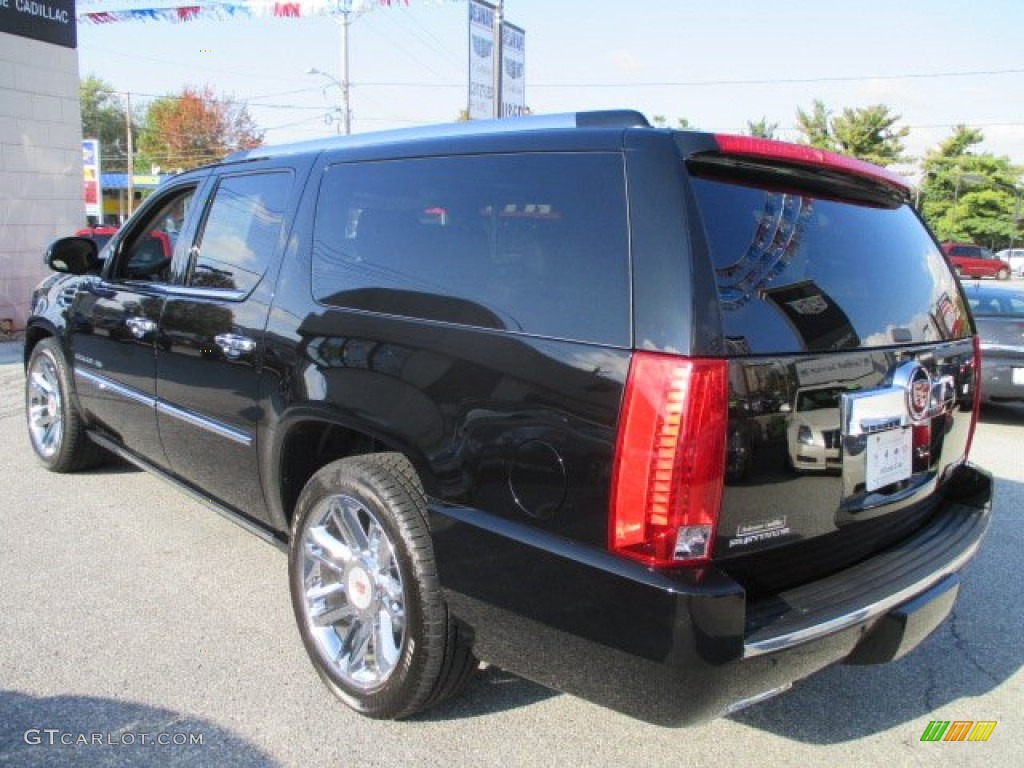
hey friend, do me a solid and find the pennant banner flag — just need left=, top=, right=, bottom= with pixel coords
left=76, top=1, right=433, bottom=25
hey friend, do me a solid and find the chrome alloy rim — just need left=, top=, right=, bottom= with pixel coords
left=300, top=494, right=406, bottom=690
left=27, top=353, right=64, bottom=459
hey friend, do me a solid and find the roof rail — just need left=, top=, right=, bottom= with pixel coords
left=224, top=110, right=651, bottom=164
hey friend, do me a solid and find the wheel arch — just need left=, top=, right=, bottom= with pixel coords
left=23, top=321, right=58, bottom=368
left=265, top=408, right=436, bottom=535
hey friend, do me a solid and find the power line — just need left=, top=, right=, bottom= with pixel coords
left=525, top=68, right=1024, bottom=88
left=384, top=6, right=464, bottom=75
left=348, top=67, right=1024, bottom=90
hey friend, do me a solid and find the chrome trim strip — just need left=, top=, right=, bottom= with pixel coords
left=162, top=286, right=248, bottom=302
left=743, top=533, right=983, bottom=658
left=75, top=368, right=156, bottom=408
left=74, top=367, right=252, bottom=447
left=156, top=401, right=252, bottom=447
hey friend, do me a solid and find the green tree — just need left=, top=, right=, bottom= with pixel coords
left=830, top=105, right=909, bottom=167
left=795, top=101, right=909, bottom=166
left=795, top=99, right=833, bottom=150
left=80, top=75, right=136, bottom=172
left=918, top=126, right=1021, bottom=248
left=138, top=85, right=264, bottom=172
left=746, top=117, right=779, bottom=139
left=650, top=115, right=694, bottom=130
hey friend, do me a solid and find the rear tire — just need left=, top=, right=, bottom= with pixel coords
left=25, top=338, right=104, bottom=472
left=288, top=453, right=476, bottom=719
left=997, top=267, right=1010, bottom=280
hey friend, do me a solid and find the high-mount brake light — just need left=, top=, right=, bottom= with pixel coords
left=713, top=134, right=910, bottom=196
left=610, top=353, right=728, bottom=568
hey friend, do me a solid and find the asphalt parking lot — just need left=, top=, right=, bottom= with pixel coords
left=0, top=342, right=1021, bottom=767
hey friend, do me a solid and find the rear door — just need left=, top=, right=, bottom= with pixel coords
left=682, top=145, right=978, bottom=596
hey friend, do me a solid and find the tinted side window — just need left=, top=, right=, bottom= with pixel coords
left=690, top=176, right=969, bottom=354
left=189, top=172, right=291, bottom=293
left=312, top=153, right=630, bottom=345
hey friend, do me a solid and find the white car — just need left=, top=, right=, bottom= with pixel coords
left=783, top=385, right=844, bottom=472
left=995, top=248, right=1024, bottom=277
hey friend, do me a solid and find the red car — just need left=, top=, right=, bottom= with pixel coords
left=75, top=226, right=119, bottom=252
left=941, top=242, right=1011, bottom=279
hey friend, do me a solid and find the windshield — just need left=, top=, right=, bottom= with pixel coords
left=795, top=387, right=844, bottom=412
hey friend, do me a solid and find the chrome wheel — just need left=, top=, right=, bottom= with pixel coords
left=299, top=493, right=406, bottom=691
left=27, top=352, right=64, bottom=459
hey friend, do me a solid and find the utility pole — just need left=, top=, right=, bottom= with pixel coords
left=340, top=4, right=352, bottom=135
left=492, top=0, right=504, bottom=118
left=125, top=91, right=134, bottom=216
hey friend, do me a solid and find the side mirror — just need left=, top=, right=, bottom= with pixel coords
left=45, top=237, right=99, bottom=275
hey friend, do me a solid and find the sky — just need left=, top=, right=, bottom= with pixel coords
left=75, top=0, right=1024, bottom=178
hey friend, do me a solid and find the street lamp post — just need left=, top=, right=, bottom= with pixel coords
left=1000, top=182, right=1022, bottom=252
left=492, top=0, right=504, bottom=119
left=308, top=2, right=359, bottom=135
left=307, top=67, right=346, bottom=134
left=340, top=5, right=352, bottom=135
left=952, top=171, right=986, bottom=231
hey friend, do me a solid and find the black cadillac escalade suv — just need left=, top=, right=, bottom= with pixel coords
left=25, top=111, right=991, bottom=725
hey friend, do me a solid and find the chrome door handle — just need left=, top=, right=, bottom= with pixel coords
left=214, top=333, right=256, bottom=360
left=125, top=316, right=157, bottom=339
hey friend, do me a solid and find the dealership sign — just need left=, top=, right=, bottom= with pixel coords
left=501, top=21, right=525, bottom=117
left=467, top=0, right=495, bottom=120
left=82, top=139, right=101, bottom=218
left=0, top=0, right=77, bottom=48
left=467, top=0, right=525, bottom=120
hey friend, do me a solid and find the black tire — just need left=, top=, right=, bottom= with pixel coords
left=288, top=453, right=476, bottom=719
left=25, top=338, right=104, bottom=472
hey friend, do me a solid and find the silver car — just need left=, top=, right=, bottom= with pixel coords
left=995, top=248, right=1024, bottom=278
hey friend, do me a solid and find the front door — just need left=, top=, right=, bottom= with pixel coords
left=70, top=181, right=204, bottom=468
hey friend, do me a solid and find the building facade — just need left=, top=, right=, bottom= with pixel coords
left=0, top=1, right=83, bottom=331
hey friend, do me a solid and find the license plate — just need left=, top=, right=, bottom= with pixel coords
left=1013, top=367, right=1024, bottom=386
left=865, top=427, right=912, bottom=492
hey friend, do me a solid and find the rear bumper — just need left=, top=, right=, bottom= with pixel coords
left=430, top=462, right=991, bottom=726
left=981, top=359, right=1024, bottom=401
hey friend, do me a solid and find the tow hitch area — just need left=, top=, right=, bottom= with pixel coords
left=845, top=575, right=960, bottom=665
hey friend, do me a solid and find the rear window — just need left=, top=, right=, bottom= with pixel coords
left=966, top=289, right=1024, bottom=316
left=689, top=176, right=969, bottom=354
left=949, top=245, right=991, bottom=259
left=311, top=153, right=630, bottom=345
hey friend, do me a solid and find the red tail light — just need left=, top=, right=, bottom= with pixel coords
left=610, top=353, right=728, bottom=568
left=963, top=335, right=982, bottom=461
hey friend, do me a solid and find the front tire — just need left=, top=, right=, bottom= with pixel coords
left=288, top=453, right=476, bottom=719
left=997, top=267, right=1010, bottom=280
left=25, top=338, right=104, bottom=472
